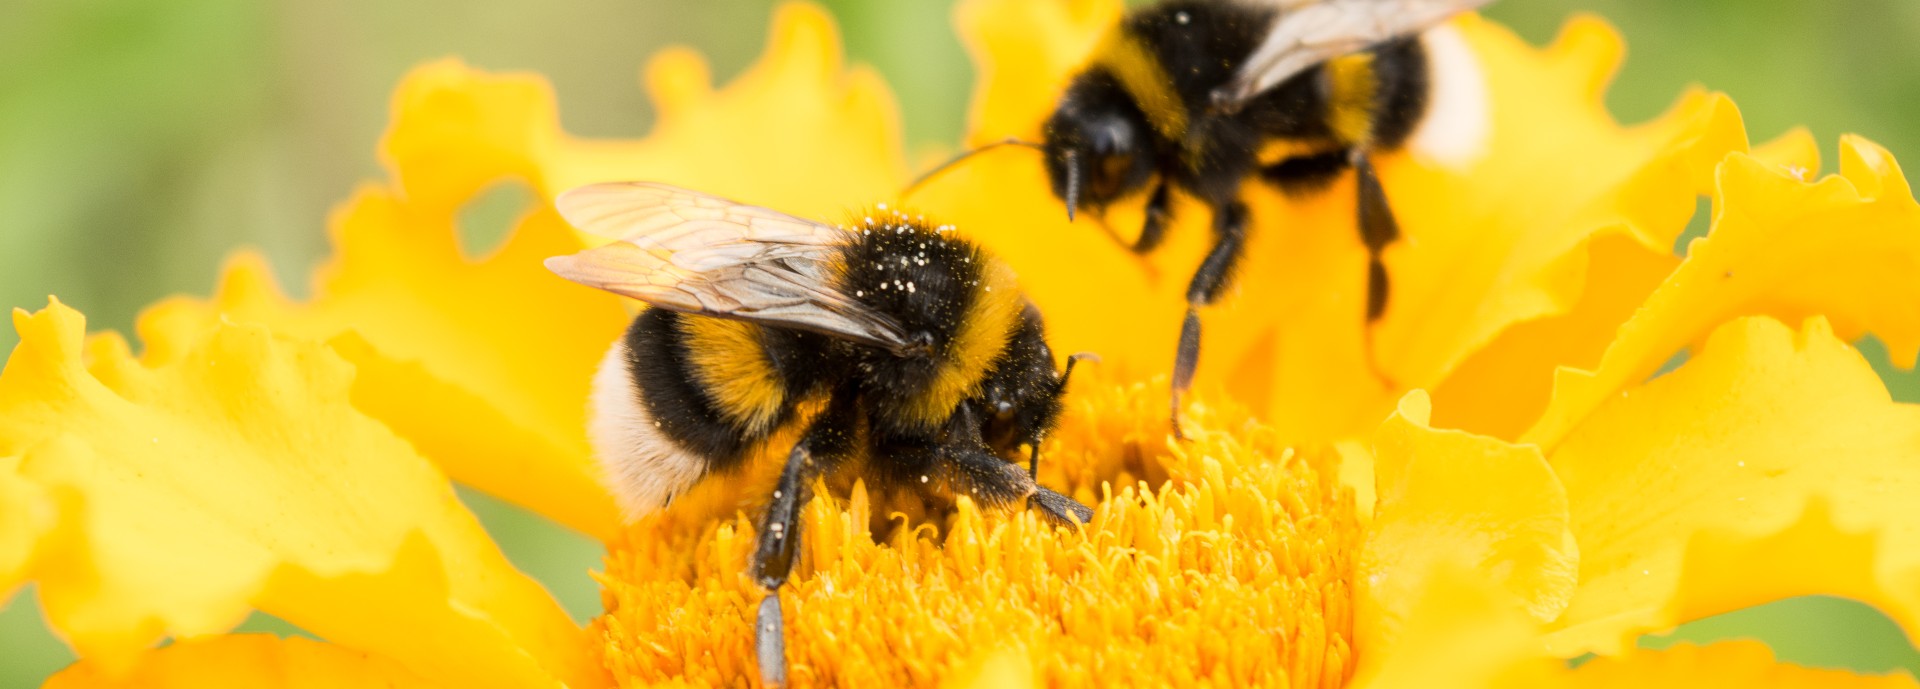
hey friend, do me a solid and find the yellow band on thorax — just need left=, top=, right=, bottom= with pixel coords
left=1095, top=30, right=1189, bottom=141
left=903, top=257, right=1022, bottom=431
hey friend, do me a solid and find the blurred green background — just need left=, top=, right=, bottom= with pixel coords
left=3, top=0, right=1918, bottom=686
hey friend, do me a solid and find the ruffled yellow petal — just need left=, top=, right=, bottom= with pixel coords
left=139, top=195, right=629, bottom=539
left=1542, top=641, right=1920, bottom=689
left=913, top=8, right=1750, bottom=443
left=538, top=3, right=909, bottom=217
left=596, top=378, right=1363, bottom=688
left=954, top=0, right=1118, bottom=145
left=1357, top=391, right=1575, bottom=678
left=1426, top=232, right=1677, bottom=438
left=380, top=3, right=906, bottom=218
left=1524, top=137, right=1920, bottom=449
left=1353, top=566, right=1559, bottom=689
left=43, top=635, right=446, bottom=688
left=1539, top=316, right=1920, bottom=656
left=1428, top=126, right=1826, bottom=440
left=0, top=301, right=600, bottom=688
left=0, top=455, right=53, bottom=602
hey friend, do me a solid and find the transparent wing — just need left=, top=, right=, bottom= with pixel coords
left=1215, top=0, right=1493, bottom=108
left=548, top=182, right=912, bottom=351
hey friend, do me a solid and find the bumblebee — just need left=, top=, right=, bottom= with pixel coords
left=1040, top=0, right=1490, bottom=433
left=546, top=182, right=1094, bottom=687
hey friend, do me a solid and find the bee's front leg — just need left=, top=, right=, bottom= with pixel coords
left=749, top=393, right=857, bottom=689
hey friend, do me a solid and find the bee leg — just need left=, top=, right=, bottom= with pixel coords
left=1171, top=199, right=1249, bottom=439
left=748, top=439, right=813, bottom=689
left=937, top=442, right=1094, bottom=526
left=1353, top=151, right=1399, bottom=323
left=749, top=395, right=857, bottom=689
left=1353, top=151, right=1401, bottom=385
left=1133, top=181, right=1174, bottom=254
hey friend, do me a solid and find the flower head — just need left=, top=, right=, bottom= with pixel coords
left=7, top=1, right=1920, bottom=688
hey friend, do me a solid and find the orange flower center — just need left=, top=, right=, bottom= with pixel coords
left=592, top=379, right=1363, bottom=687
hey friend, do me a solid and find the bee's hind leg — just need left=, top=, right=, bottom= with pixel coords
left=1171, top=199, right=1249, bottom=439
left=1352, top=151, right=1400, bottom=386
left=749, top=394, right=858, bottom=689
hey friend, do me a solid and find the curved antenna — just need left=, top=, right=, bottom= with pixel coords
left=1055, top=351, right=1101, bottom=394
left=1030, top=351, right=1102, bottom=480
left=899, top=137, right=1043, bottom=199
left=1062, top=148, right=1083, bottom=222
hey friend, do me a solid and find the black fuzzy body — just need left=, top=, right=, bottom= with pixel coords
left=620, top=215, right=1071, bottom=505
left=1044, top=0, right=1432, bottom=209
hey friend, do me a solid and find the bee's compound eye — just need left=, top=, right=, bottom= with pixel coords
left=995, top=400, right=1015, bottom=419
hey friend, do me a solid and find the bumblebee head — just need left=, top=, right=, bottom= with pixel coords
left=975, top=305, right=1093, bottom=459
left=1042, top=86, right=1157, bottom=220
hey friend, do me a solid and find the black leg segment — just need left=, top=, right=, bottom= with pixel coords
left=751, top=393, right=858, bottom=689
left=1171, top=199, right=1248, bottom=437
left=1353, top=152, right=1400, bottom=322
left=932, top=439, right=1093, bottom=527
left=1133, top=181, right=1174, bottom=254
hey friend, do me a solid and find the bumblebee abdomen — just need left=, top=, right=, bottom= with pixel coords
left=1359, top=38, right=1431, bottom=151
left=592, top=309, right=805, bottom=518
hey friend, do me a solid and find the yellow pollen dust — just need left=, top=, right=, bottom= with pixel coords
left=592, top=377, right=1361, bottom=687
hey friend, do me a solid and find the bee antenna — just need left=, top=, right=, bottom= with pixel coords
left=1056, top=351, right=1101, bottom=394
left=1032, top=351, right=1100, bottom=482
left=899, top=137, right=1043, bottom=199
left=1063, top=148, right=1082, bottom=222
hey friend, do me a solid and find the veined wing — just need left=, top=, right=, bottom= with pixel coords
left=1214, top=0, right=1493, bottom=109
left=549, top=182, right=913, bottom=352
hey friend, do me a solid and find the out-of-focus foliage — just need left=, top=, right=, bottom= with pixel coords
left=1, top=1, right=1916, bottom=687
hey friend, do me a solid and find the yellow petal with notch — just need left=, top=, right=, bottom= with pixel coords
left=1357, top=390, right=1576, bottom=680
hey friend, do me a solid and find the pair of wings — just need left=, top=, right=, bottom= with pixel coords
left=547, top=183, right=915, bottom=353
left=1215, top=0, right=1494, bottom=108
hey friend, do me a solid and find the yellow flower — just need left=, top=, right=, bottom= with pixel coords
left=5, top=1, right=1920, bottom=687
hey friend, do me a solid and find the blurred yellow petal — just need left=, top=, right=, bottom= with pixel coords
left=1544, top=641, right=1919, bottom=689
left=0, top=301, right=601, bottom=688
left=954, top=0, right=1118, bottom=144
left=539, top=2, right=909, bottom=216
left=0, top=455, right=53, bottom=602
left=43, top=635, right=447, bottom=689
left=916, top=9, right=1750, bottom=443
left=1525, top=137, right=1920, bottom=449
left=1357, top=391, right=1576, bottom=678
left=1751, top=126, right=1822, bottom=174
left=382, top=3, right=908, bottom=218
left=140, top=195, right=629, bottom=540
left=1427, top=233, right=1677, bottom=438
left=1540, top=316, right=1920, bottom=656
